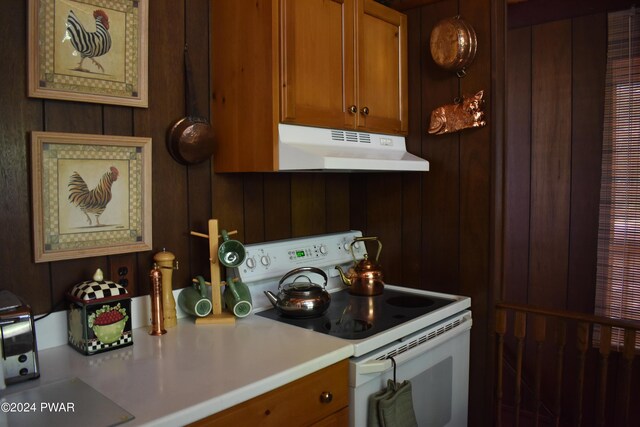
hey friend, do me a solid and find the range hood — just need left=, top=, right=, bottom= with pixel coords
left=278, top=124, right=429, bottom=172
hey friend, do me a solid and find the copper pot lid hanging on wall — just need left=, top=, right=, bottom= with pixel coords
left=429, top=15, right=477, bottom=77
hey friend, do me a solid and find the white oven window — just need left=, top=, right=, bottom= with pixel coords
left=413, top=356, right=453, bottom=425
left=349, top=315, right=470, bottom=427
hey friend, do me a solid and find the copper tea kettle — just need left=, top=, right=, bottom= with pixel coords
left=335, top=237, right=384, bottom=296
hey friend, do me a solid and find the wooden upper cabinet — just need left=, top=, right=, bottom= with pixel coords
left=280, top=0, right=356, bottom=129
left=280, top=0, right=407, bottom=135
left=211, top=0, right=408, bottom=172
left=356, top=0, right=407, bottom=134
left=211, top=0, right=280, bottom=172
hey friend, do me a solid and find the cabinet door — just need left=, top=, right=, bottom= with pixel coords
left=189, top=360, right=349, bottom=427
left=280, top=0, right=356, bottom=129
left=356, top=0, right=408, bottom=134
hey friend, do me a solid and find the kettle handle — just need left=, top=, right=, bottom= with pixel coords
left=278, top=267, right=328, bottom=290
left=350, top=237, right=382, bottom=263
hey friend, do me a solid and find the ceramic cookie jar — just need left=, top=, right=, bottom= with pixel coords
left=67, top=268, right=132, bottom=355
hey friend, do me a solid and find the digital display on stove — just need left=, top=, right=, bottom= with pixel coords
left=295, top=250, right=305, bottom=258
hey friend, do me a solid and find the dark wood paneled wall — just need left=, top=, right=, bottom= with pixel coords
left=508, top=0, right=634, bottom=29
left=0, top=0, right=500, bottom=424
left=504, top=13, right=606, bottom=318
left=0, top=0, right=212, bottom=311
left=388, top=1, right=501, bottom=423
left=0, top=0, right=356, bottom=311
left=503, top=7, right=623, bottom=423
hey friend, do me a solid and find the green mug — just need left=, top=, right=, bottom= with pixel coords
left=178, top=276, right=212, bottom=317
left=223, top=277, right=252, bottom=318
left=218, top=230, right=246, bottom=268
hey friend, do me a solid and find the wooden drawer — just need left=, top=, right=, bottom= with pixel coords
left=310, top=406, right=349, bottom=427
left=190, top=360, right=349, bottom=427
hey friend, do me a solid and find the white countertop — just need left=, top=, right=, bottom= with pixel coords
left=0, top=314, right=354, bottom=426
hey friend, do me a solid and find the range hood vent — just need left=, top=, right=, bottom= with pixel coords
left=278, top=124, right=429, bottom=172
left=331, top=130, right=371, bottom=144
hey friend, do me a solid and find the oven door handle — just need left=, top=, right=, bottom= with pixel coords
left=358, top=359, right=393, bottom=375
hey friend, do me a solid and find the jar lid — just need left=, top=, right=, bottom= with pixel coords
left=68, top=268, right=128, bottom=302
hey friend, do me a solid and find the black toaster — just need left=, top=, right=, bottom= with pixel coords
left=0, top=290, right=40, bottom=384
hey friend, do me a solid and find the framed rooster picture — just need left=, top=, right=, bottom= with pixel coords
left=27, top=0, right=148, bottom=107
left=31, top=131, right=152, bottom=262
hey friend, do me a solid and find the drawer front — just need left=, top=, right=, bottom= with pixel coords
left=191, top=360, right=349, bottom=427
left=310, top=406, right=349, bottom=427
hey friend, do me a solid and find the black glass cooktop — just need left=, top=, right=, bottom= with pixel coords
left=256, top=288, right=452, bottom=340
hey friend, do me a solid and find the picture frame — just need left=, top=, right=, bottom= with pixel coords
left=27, top=0, right=148, bottom=107
left=31, top=131, right=152, bottom=263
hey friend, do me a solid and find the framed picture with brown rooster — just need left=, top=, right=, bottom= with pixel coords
left=27, top=0, right=148, bottom=107
left=30, top=131, right=152, bottom=263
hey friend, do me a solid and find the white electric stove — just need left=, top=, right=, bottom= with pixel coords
left=234, top=231, right=472, bottom=427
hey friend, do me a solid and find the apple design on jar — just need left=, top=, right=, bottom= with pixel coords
left=89, top=303, right=129, bottom=344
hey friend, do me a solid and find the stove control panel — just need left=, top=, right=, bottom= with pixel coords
left=237, top=231, right=366, bottom=285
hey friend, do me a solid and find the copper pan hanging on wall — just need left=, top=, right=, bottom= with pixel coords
left=429, top=15, right=477, bottom=77
left=167, top=45, right=215, bottom=165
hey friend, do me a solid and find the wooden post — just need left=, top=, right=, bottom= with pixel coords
left=575, top=321, right=590, bottom=426
left=190, top=219, right=236, bottom=324
left=495, top=309, right=507, bottom=427
left=597, top=325, right=611, bottom=427
left=622, top=329, right=636, bottom=426
left=514, top=311, right=526, bottom=427
left=533, top=315, right=546, bottom=425
left=554, top=319, right=567, bottom=426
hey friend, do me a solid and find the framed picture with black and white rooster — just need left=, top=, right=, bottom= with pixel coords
left=30, top=131, right=152, bottom=263
left=27, top=0, right=148, bottom=107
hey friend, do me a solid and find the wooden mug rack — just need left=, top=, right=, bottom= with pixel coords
left=189, top=218, right=237, bottom=324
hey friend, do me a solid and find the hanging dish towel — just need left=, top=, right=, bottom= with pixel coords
left=367, top=379, right=418, bottom=427
left=367, top=382, right=396, bottom=427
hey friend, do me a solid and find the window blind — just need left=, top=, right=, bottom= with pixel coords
left=595, top=7, right=640, bottom=350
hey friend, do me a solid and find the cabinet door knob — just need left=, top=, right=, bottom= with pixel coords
left=360, top=106, right=370, bottom=116
left=319, top=391, right=333, bottom=404
left=348, top=105, right=357, bottom=114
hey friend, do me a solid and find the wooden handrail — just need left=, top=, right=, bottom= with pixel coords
left=495, top=301, right=640, bottom=427
left=496, top=301, right=640, bottom=332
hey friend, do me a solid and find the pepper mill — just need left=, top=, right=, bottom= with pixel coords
left=149, top=265, right=167, bottom=336
left=153, top=249, right=178, bottom=328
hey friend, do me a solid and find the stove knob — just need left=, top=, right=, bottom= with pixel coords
left=246, top=257, right=256, bottom=269
left=319, top=244, right=328, bottom=255
left=260, top=255, right=271, bottom=267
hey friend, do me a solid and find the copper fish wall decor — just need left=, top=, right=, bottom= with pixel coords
left=428, top=90, right=486, bottom=135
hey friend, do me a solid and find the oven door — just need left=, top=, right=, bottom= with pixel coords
left=349, top=311, right=471, bottom=427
